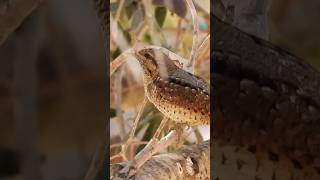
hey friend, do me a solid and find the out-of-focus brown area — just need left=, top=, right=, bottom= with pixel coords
left=270, top=0, right=320, bottom=68
left=0, top=0, right=106, bottom=179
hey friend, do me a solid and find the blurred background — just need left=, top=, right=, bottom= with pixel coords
left=0, top=0, right=106, bottom=179
left=269, top=0, right=320, bottom=69
left=0, top=0, right=320, bottom=179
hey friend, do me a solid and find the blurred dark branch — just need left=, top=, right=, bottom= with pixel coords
left=92, top=0, right=109, bottom=41
left=13, top=7, right=44, bottom=180
left=85, top=0, right=109, bottom=180
left=0, top=0, right=42, bottom=45
left=84, top=126, right=109, bottom=180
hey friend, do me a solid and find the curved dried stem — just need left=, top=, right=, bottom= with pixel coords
left=114, top=67, right=126, bottom=139
left=197, top=34, right=210, bottom=56
left=120, top=97, right=148, bottom=160
left=141, top=0, right=162, bottom=46
left=110, top=154, right=123, bottom=162
left=110, top=141, right=149, bottom=150
left=153, top=117, right=169, bottom=139
left=110, top=15, right=130, bottom=52
left=126, top=97, right=148, bottom=143
left=120, top=130, right=179, bottom=178
left=192, top=127, right=204, bottom=143
left=185, top=0, right=199, bottom=73
left=174, top=18, right=183, bottom=50
left=110, top=45, right=190, bottom=76
left=114, top=0, right=125, bottom=23
left=110, top=48, right=134, bottom=75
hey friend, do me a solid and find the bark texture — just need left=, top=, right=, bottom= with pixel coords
left=212, top=14, right=320, bottom=180
left=111, top=140, right=210, bottom=180
left=0, top=0, right=42, bottom=45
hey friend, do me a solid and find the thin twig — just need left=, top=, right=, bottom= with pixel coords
left=114, top=66, right=126, bottom=139
left=110, top=141, right=149, bottom=150
left=114, top=0, right=125, bottom=23
left=84, top=125, right=109, bottom=180
left=111, top=0, right=125, bottom=45
left=174, top=18, right=183, bottom=50
left=141, top=0, right=162, bottom=46
left=123, top=130, right=179, bottom=177
left=192, top=127, right=204, bottom=143
left=120, top=97, right=148, bottom=159
left=184, top=0, right=199, bottom=73
left=110, top=15, right=130, bottom=52
left=153, top=117, right=169, bottom=139
left=197, top=34, right=210, bottom=58
left=110, top=48, right=134, bottom=75
left=110, top=154, right=123, bottom=162
left=132, top=20, right=147, bottom=44
left=127, top=97, right=148, bottom=142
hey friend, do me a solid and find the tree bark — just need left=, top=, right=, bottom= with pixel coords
left=0, top=0, right=42, bottom=45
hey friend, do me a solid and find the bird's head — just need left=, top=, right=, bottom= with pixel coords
left=135, top=48, right=178, bottom=83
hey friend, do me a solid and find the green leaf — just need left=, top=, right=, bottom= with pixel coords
left=155, top=7, right=167, bottom=27
left=111, top=48, right=121, bottom=60
left=110, top=108, right=116, bottom=118
left=152, top=0, right=187, bottom=18
left=142, top=33, right=152, bottom=43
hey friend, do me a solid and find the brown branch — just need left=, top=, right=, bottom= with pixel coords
left=0, top=0, right=42, bottom=45
left=13, top=7, right=44, bottom=180
left=84, top=1, right=110, bottom=180
left=111, top=140, right=210, bottom=180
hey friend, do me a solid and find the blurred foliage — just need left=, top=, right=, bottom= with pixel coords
left=155, top=7, right=167, bottom=27
left=269, top=0, right=320, bottom=69
left=152, top=0, right=187, bottom=18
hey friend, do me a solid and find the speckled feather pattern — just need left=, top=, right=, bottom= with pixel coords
left=146, top=72, right=210, bottom=126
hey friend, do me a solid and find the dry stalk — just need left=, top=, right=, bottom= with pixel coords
left=115, top=130, right=179, bottom=178
left=114, top=66, right=126, bottom=139
left=184, top=0, right=199, bottom=72
left=118, top=97, right=148, bottom=160
left=197, top=34, right=210, bottom=54
left=174, top=18, right=183, bottom=50
left=153, top=117, right=169, bottom=139
left=110, top=141, right=149, bottom=150
left=141, top=0, right=161, bottom=46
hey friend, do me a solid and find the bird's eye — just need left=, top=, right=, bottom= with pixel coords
left=145, top=52, right=153, bottom=59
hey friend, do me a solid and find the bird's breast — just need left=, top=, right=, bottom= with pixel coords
left=145, top=76, right=210, bottom=126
